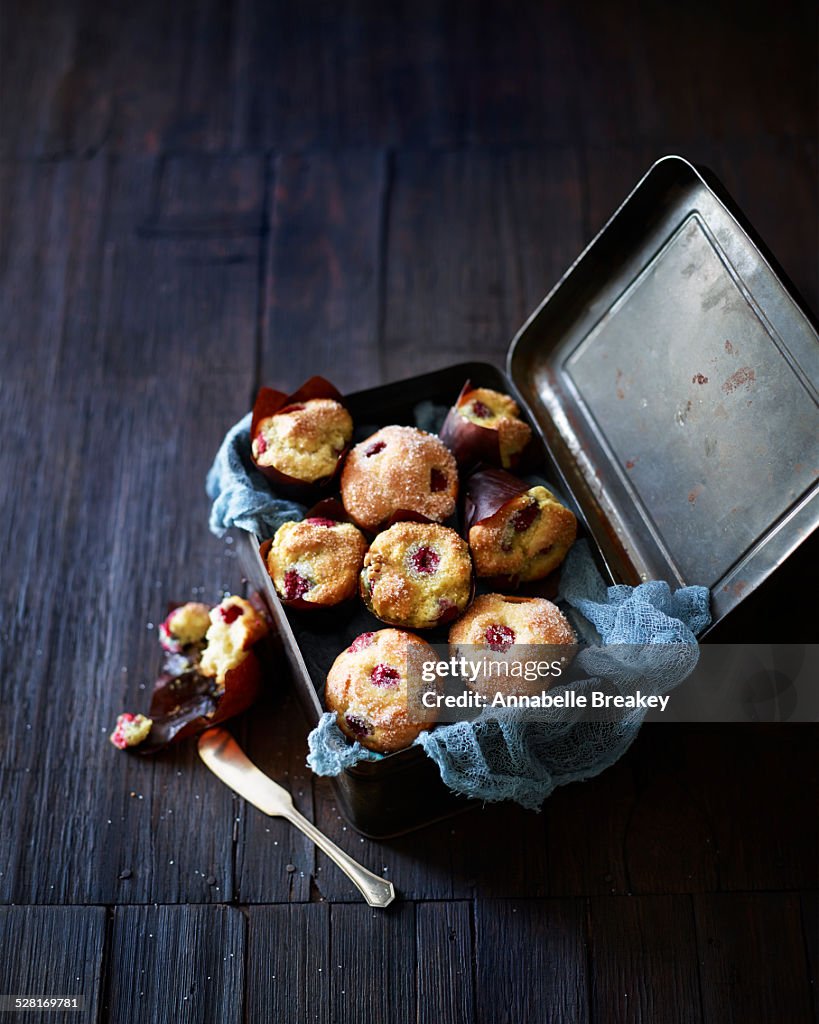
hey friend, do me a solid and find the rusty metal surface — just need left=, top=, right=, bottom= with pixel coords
left=509, top=155, right=819, bottom=630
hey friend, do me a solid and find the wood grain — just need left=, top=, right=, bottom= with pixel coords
left=0, top=0, right=817, bottom=1018
left=0, top=907, right=106, bottom=1022
left=588, top=895, right=703, bottom=1023
left=107, top=905, right=246, bottom=1022
left=474, top=899, right=588, bottom=1024
left=235, top=691, right=317, bottom=903
left=416, top=901, right=475, bottom=1024
left=329, top=902, right=416, bottom=1024
left=261, top=150, right=386, bottom=393
left=245, top=904, right=330, bottom=1022
left=383, top=147, right=583, bottom=380
left=694, top=893, right=815, bottom=1024
left=0, top=156, right=260, bottom=904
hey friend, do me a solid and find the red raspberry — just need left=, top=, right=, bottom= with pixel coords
left=410, top=546, right=440, bottom=575
left=255, top=433, right=267, bottom=454
left=348, top=632, right=376, bottom=652
left=219, top=603, right=244, bottom=624
left=471, top=400, right=492, bottom=419
left=283, top=570, right=311, bottom=600
left=510, top=502, right=539, bottom=532
left=365, top=440, right=387, bottom=457
left=306, top=517, right=337, bottom=528
left=371, top=663, right=400, bottom=687
left=485, top=624, right=516, bottom=652
left=345, top=713, right=373, bottom=738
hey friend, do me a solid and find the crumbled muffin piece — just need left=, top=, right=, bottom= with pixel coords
left=109, top=712, right=153, bottom=750
left=158, top=602, right=211, bottom=653
left=199, top=596, right=269, bottom=687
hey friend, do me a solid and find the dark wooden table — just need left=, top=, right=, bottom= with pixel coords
left=1, top=2, right=817, bottom=1021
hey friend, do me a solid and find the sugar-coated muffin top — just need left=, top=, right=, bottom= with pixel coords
left=456, top=387, right=531, bottom=468
left=267, top=518, right=368, bottom=606
left=341, top=425, right=458, bottom=531
left=325, top=628, right=438, bottom=753
left=109, top=712, right=153, bottom=750
left=361, top=521, right=472, bottom=629
left=469, top=485, right=577, bottom=581
left=199, top=596, right=269, bottom=686
left=449, top=593, right=576, bottom=648
left=252, top=398, right=352, bottom=482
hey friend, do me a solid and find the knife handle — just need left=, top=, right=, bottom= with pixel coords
left=283, top=807, right=395, bottom=908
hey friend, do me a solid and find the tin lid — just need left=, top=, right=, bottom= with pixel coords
left=508, top=155, right=819, bottom=629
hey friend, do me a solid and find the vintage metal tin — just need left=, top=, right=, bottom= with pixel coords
left=509, top=155, right=818, bottom=636
left=241, top=362, right=551, bottom=837
left=242, top=155, right=818, bottom=836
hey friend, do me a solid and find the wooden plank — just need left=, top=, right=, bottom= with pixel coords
left=681, top=726, right=818, bottom=892
left=107, top=905, right=246, bottom=1023
left=329, top=902, right=416, bottom=1024
left=801, top=893, right=818, bottom=1022
left=245, top=904, right=330, bottom=1022
left=312, top=781, right=547, bottom=901
left=588, top=895, right=702, bottom=1023
left=447, top=803, right=549, bottom=899
left=0, top=0, right=103, bottom=158
left=571, top=0, right=816, bottom=148
left=0, top=157, right=109, bottom=385
left=1, top=156, right=262, bottom=904
left=416, top=901, right=474, bottom=1024
left=231, top=0, right=581, bottom=148
left=261, top=150, right=386, bottom=393
left=234, top=690, right=316, bottom=903
left=310, top=777, right=412, bottom=901
left=544, top=753, right=636, bottom=896
left=694, top=893, right=814, bottom=1024
left=704, top=138, right=819, bottom=316
left=624, top=726, right=719, bottom=893
left=383, top=147, right=583, bottom=381
left=474, top=899, right=588, bottom=1024
left=0, top=907, right=105, bottom=1021
left=144, top=153, right=266, bottom=237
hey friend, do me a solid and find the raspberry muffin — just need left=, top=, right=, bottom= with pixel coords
left=110, top=596, right=269, bottom=753
left=266, top=517, right=368, bottom=607
left=441, top=383, right=532, bottom=469
left=467, top=482, right=577, bottom=582
left=360, top=521, right=473, bottom=629
left=449, top=594, right=576, bottom=697
left=252, top=397, right=352, bottom=484
left=340, top=425, right=458, bottom=532
left=325, top=628, right=438, bottom=752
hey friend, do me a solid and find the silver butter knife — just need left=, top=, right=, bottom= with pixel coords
left=197, top=727, right=396, bottom=909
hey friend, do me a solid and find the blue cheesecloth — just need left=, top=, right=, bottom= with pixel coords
left=207, top=412, right=711, bottom=811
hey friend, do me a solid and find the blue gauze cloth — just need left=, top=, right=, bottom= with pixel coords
left=307, top=541, right=710, bottom=810
left=207, top=413, right=711, bottom=810
left=206, top=413, right=305, bottom=537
